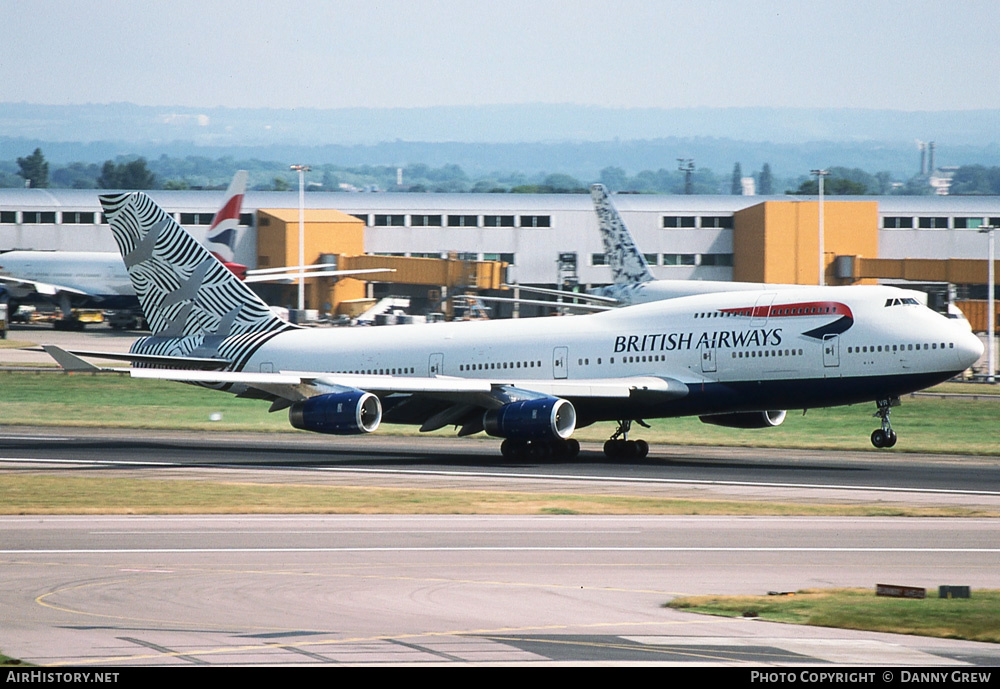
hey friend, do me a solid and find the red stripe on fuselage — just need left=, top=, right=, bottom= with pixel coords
left=719, top=301, right=853, bottom=320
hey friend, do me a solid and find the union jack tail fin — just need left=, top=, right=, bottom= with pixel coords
left=205, top=169, right=248, bottom=264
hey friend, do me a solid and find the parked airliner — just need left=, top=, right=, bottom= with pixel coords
left=47, top=192, right=983, bottom=457
left=0, top=171, right=389, bottom=327
left=587, top=183, right=796, bottom=304
left=498, top=184, right=799, bottom=313
left=514, top=185, right=971, bottom=331
left=0, top=171, right=249, bottom=327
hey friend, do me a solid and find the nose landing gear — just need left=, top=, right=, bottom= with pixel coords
left=871, top=397, right=899, bottom=448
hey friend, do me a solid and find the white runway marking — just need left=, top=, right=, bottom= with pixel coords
left=4, top=546, right=1000, bottom=554
left=2, top=456, right=999, bottom=496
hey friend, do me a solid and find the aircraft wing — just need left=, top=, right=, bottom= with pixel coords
left=128, top=368, right=683, bottom=400
left=502, top=283, right=621, bottom=306
left=127, top=367, right=688, bottom=432
left=0, top=275, right=88, bottom=297
left=47, top=345, right=688, bottom=435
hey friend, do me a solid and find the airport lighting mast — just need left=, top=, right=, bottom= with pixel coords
left=980, top=224, right=996, bottom=383
left=811, top=169, right=830, bottom=286
left=677, top=159, right=695, bottom=195
left=290, top=164, right=311, bottom=312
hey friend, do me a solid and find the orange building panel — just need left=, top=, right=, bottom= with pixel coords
left=733, top=200, right=879, bottom=286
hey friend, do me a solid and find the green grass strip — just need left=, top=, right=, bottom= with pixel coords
left=1, top=371, right=999, bottom=454
left=1, top=475, right=997, bottom=516
left=667, top=588, right=1000, bottom=643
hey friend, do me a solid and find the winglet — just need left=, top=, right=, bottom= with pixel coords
left=42, top=345, right=103, bottom=372
left=590, top=184, right=655, bottom=285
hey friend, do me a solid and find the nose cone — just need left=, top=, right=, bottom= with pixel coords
left=956, top=329, right=985, bottom=370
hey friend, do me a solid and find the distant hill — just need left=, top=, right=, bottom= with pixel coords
left=1, top=102, right=997, bottom=178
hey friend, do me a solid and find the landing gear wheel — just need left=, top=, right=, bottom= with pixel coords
left=501, top=438, right=527, bottom=460
left=527, top=441, right=552, bottom=460
left=501, top=438, right=580, bottom=461
left=603, top=439, right=648, bottom=459
left=564, top=438, right=581, bottom=459
left=603, top=420, right=651, bottom=459
left=870, top=398, right=900, bottom=449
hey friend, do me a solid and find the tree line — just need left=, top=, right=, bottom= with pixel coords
left=6, top=148, right=999, bottom=196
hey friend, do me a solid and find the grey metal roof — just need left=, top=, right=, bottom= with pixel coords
left=1, top=188, right=998, bottom=215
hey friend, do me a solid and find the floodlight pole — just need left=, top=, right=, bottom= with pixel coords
left=290, top=164, right=311, bottom=312
left=981, top=225, right=996, bottom=383
left=811, top=169, right=829, bottom=286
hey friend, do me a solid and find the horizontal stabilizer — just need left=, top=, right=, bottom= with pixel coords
left=42, top=345, right=104, bottom=372
left=34, top=348, right=230, bottom=370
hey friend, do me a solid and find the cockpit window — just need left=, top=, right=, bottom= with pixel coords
left=885, top=297, right=921, bottom=307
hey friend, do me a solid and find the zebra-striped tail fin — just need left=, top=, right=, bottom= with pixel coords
left=100, top=191, right=291, bottom=341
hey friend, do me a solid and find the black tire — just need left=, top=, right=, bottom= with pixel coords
left=565, top=438, right=580, bottom=459
left=501, top=438, right=525, bottom=459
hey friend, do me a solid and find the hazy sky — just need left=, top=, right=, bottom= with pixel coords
left=4, top=1, right=1000, bottom=111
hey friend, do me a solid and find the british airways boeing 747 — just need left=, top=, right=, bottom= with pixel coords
left=46, top=192, right=982, bottom=458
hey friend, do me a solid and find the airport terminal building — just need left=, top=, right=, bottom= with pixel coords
left=1, top=188, right=998, bottom=322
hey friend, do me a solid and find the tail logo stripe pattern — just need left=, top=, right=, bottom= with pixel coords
left=100, top=192, right=296, bottom=370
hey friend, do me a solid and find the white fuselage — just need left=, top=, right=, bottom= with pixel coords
left=243, top=285, right=981, bottom=420
left=0, top=251, right=132, bottom=302
left=588, top=278, right=801, bottom=305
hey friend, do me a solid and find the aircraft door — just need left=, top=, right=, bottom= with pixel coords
left=700, top=343, right=717, bottom=373
left=823, top=334, right=840, bottom=368
left=750, top=293, right=776, bottom=328
left=429, top=353, right=444, bottom=376
left=553, top=346, right=568, bottom=379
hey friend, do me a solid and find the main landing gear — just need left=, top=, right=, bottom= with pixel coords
left=603, top=419, right=650, bottom=459
left=870, top=397, right=899, bottom=448
left=500, top=437, right=580, bottom=460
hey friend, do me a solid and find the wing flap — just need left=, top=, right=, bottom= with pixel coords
left=0, top=275, right=88, bottom=296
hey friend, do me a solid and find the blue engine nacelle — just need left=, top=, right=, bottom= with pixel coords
left=288, top=391, right=382, bottom=435
left=483, top=397, right=576, bottom=440
left=699, top=410, right=787, bottom=429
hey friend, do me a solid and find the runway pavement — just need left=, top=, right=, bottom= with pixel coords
left=1, top=322, right=137, bottom=367
left=1, top=514, right=999, bottom=666
left=2, top=426, right=999, bottom=513
left=3, top=324, right=1000, bottom=666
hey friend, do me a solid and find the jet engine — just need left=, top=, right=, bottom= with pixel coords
left=483, top=397, right=576, bottom=440
left=698, top=410, right=787, bottom=429
left=289, top=391, right=382, bottom=435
